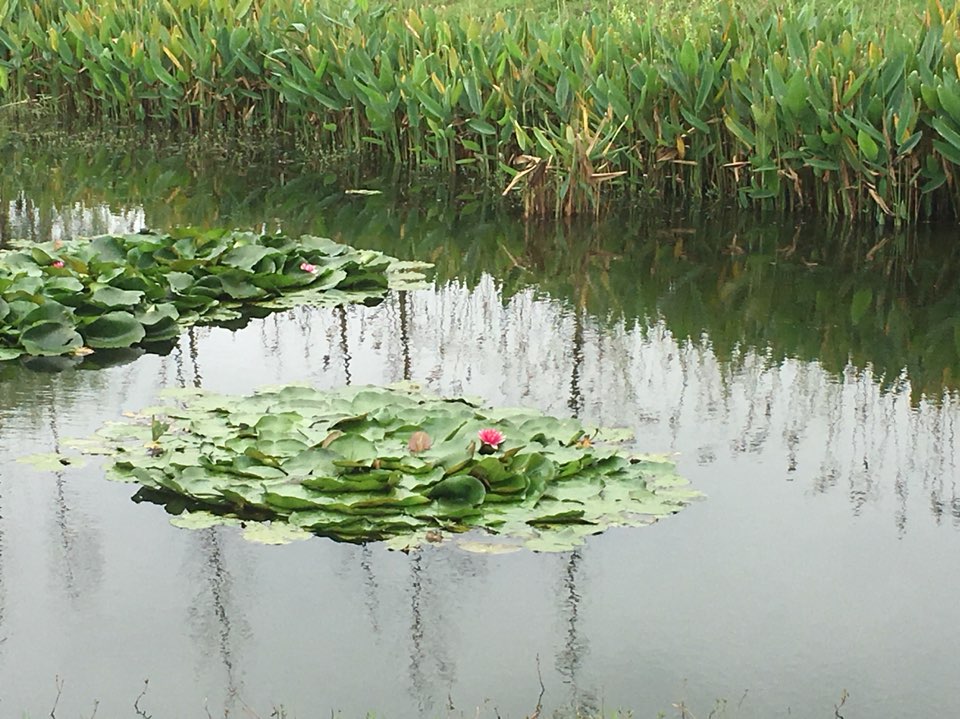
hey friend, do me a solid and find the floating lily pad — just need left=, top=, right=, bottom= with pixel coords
left=0, top=230, right=432, bottom=360
left=170, top=510, right=239, bottom=530
left=28, top=384, right=701, bottom=552
left=17, top=452, right=88, bottom=471
left=242, top=522, right=313, bottom=545
left=457, top=539, right=524, bottom=555
left=20, top=321, right=84, bottom=356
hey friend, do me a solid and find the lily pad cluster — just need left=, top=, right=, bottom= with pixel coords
left=0, top=229, right=430, bottom=360
left=44, top=384, right=700, bottom=552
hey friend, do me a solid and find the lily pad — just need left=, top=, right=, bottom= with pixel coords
left=170, top=511, right=241, bottom=530
left=242, top=522, right=313, bottom=545
left=81, top=311, right=146, bottom=348
left=32, top=384, right=702, bottom=551
left=89, top=286, right=144, bottom=308
left=457, top=539, right=523, bottom=555
left=17, top=452, right=88, bottom=471
left=0, top=230, right=432, bottom=360
left=20, top=321, right=84, bottom=356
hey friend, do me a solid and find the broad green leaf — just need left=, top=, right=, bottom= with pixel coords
left=242, top=522, right=312, bottom=544
left=327, top=433, right=379, bottom=464
left=16, top=452, right=88, bottom=471
left=857, top=128, right=880, bottom=162
left=428, top=474, right=487, bottom=505
left=89, top=286, right=144, bottom=308
left=220, top=245, right=275, bottom=271
left=458, top=539, right=522, bottom=554
left=20, top=321, right=84, bottom=356
left=81, top=311, right=146, bottom=348
left=170, top=511, right=240, bottom=530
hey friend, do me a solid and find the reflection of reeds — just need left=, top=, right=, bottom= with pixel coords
left=6, top=133, right=960, bottom=395
left=0, top=475, right=5, bottom=650
left=404, top=551, right=456, bottom=716
left=188, top=527, right=244, bottom=711
left=555, top=550, right=597, bottom=714
left=42, top=390, right=105, bottom=602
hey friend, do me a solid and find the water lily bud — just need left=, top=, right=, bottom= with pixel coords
left=408, top=431, right=432, bottom=453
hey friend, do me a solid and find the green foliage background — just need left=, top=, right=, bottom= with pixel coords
left=3, top=0, right=959, bottom=220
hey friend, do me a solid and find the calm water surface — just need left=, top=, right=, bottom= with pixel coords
left=1, top=135, right=959, bottom=718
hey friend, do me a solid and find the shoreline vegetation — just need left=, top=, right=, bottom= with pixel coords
left=0, top=0, right=955, bottom=221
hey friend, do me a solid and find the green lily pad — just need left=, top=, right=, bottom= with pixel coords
left=242, top=522, right=312, bottom=545
left=428, top=474, right=487, bottom=505
left=34, top=384, right=701, bottom=552
left=170, top=511, right=241, bottom=530
left=21, top=302, right=75, bottom=326
left=220, top=245, right=276, bottom=271
left=17, top=452, right=88, bottom=471
left=20, top=321, right=84, bottom=356
left=81, top=311, right=146, bottom=348
left=326, top=434, right=379, bottom=465
left=457, top=539, right=523, bottom=554
left=0, top=230, right=432, bottom=358
left=89, top=286, right=144, bottom=308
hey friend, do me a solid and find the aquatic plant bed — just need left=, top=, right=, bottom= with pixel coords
left=1, top=0, right=956, bottom=220
left=0, top=229, right=428, bottom=360
left=33, top=384, right=700, bottom=552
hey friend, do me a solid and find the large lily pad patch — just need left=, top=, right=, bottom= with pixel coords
left=0, top=229, right=430, bottom=360
left=24, top=384, right=701, bottom=552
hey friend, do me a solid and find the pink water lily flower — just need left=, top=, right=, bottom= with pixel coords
left=299, top=262, right=318, bottom=273
left=478, top=428, right=504, bottom=449
left=51, top=260, right=65, bottom=268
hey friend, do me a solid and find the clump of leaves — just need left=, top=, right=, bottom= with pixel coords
left=0, top=229, right=431, bottom=360
left=24, top=384, right=701, bottom=552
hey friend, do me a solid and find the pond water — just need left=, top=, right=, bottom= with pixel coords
left=2, top=135, right=960, bottom=718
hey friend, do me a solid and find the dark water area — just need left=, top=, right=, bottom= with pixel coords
left=1, top=131, right=960, bottom=718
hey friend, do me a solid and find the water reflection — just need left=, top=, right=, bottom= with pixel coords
left=337, top=305, right=353, bottom=386
left=1, top=190, right=146, bottom=244
left=0, top=260, right=957, bottom=532
left=574, top=311, right=960, bottom=532
left=407, top=553, right=429, bottom=713
left=358, top=545, right=382, bottom=637
left=6, top=133, right=960, bottom=401
left=0, top=273, right=957, bottom=715
left=186, top=527, right=246, bottom=711
left=47, top=407, right=104, bottom=602
left=406, top=551, right=457, bottom=716
left=0, top=481, right=5, bottom=654
left=2, top=133, right=960, bottom=717
left=555, top=550, right=596, bottom=715
left=170, top=338, right=246, bottom=711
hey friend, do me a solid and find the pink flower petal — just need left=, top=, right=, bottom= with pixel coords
left=478, top=428, right=504, bottom=448
left=300, top=262, right=317, bottom=273
left=51, top=260, right=65, bottom=268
